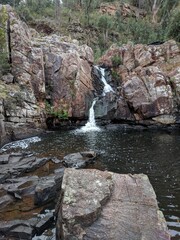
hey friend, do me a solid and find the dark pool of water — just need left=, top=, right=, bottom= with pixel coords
left=2, top=127, right=180, bottom=239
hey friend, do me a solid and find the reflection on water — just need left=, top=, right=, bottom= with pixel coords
left=74, top=130, right=101, bottom=150
left=1, top=128, right=180, bottom=239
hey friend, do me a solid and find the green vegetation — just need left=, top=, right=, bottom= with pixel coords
left=1, top=0, right=180, bottom=61
left=0, top=6, right=10, bottom=76
left=111, top=55, right=122, bottom=67
left=45, top=101, right=69, bottom=120
left=165, top=7, right=180, bottom=42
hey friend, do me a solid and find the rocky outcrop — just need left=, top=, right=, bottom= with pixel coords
left=0, top=5, right=180, bottom=148
left=41, top=36, right=94, bottom=118
left=96, top=40, right=180, bottom=125
left=0, top=150, right=97, bottom=239
left=56, top=168, right=170, bottom=240
left=0, top=151, right=63, bottom=239
left=100, top=2, right=147, bottom=18
left=0, top=5, right=94, bottom=147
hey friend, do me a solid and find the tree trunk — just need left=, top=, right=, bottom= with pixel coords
left=152, top=0, right=163, bottom=23
left=55, top=0, right=61, bottom=26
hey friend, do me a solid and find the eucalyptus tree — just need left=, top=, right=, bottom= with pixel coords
left=130, top=0, right=179, bottom=24
left=0, top=5, right=10, bottom=75
left=0, top=0, right=21, bottom=7
left=54, top=0, right=61, bottom=24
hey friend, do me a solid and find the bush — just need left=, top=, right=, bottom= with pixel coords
left=98, top=15, right=113, bottom=30
left=0, top=6, right=8, bottom=48
left=45, top=101, right=69, bottom=120
left=0, top=6, right=10, bottom=76
left=0, top=52, right=10, bottom=76
left=125, top=17, right=164, bottom=44
left=111, top=54, right=122, bottom=67
left=165, top=8, right=180, bottom=42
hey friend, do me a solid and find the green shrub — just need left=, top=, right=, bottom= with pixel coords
left=125, top=17, right=165, bottom=44
left=45, top=101, right=69, bottom=120
left=0, top=6, right=10, bottom=76
left=165, top=8, right=180, bottom=42
left=111, top=54, right=122, bottom=67
left=0, top=52, right=11, bottom=76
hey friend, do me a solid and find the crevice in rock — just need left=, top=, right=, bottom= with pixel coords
left=7, top=18, right=12, bottom=67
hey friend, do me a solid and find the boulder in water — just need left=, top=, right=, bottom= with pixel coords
left=63, top=151, right=96, bottom=168
left=56, top=169, right=170, bottom=240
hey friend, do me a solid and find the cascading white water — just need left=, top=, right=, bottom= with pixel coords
left=77, top=66, right=114, bottom=132
left=78, top=99, right=100, bottom=132
left=95, top=66, right=114, bottom=96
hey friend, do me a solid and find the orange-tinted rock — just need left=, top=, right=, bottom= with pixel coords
left=100, top=2, right=147, bottom=18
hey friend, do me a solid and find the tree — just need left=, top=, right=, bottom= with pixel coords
left=98, top=15, right=113, bottom=47
left=55, top=0, right=61, bottom=25
left=0, top=0, right=21, bottom=7
left=83, top=0, right=93, bottom=25
left=165, top=7, right=180, bottom=42
left=130, top=0, right=179, bottom=24
left=0, top=6, right=10, bottom=76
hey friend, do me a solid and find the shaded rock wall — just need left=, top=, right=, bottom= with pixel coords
left=42, top=36, right=94, bottom=118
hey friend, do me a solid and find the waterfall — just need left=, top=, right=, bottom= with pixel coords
left=95, top=66, right=114, bottom=96
left=77, top=66, right=114, bottom=133
left=78, top=99, right=100, bottom=132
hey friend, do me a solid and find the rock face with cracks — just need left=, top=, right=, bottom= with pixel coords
left=0, top=151, right=97, bottom=239
left=0, top=5, right=180, bottom=148
left=96, top=40, right=180, bottom=124
left=0, top=5, right=94, bottom=147
left=0, top=152, right=63, bottom=239
left=56, top=168, right=170, bottom=240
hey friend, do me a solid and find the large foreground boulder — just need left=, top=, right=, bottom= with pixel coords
left=56, top=169, right=170, bottom=240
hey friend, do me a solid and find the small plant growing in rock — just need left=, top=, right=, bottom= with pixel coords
left=45, top=101, right=69, bottom=120
left=111, top=55, right=122, bottom=67
left=55, top=109, right=68, bottom=120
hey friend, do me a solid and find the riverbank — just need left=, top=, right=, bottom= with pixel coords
left=0, top=128, right=179, bottom=239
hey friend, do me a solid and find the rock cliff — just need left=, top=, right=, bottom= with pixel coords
left=96, top=40, right=180, bottom=125
left=0, top=5, right=94, bottom=147
left=0, top=5, right=180, bottom=147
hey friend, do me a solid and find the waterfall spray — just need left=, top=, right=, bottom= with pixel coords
left=78, top=99, right=100, bottom=132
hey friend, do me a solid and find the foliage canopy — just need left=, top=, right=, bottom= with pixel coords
left=0, top=0, right=179, bottom=60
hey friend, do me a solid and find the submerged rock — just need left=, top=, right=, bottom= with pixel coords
left=63, top=151, right=96, bottom=168
left=56, top=169, right=170, bottom=240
